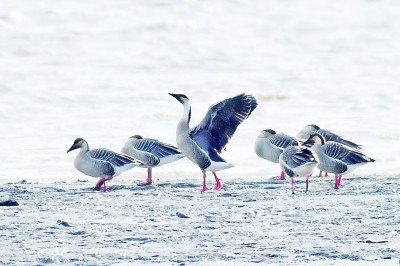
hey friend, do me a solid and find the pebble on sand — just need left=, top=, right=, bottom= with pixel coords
left=57, top=220, right=73, bottom=227
left=176, top=212, right=190, bottom=218
left=0, top=200, right=19, bottom=206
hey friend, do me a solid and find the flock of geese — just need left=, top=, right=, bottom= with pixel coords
left=67, top=93, right=374, bottom=193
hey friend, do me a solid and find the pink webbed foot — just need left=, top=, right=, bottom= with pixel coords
left=214, top=180, right=222, bottom=190
left=138, top=181, right=152, bottom=186
left=138, top=168, right=153, bottom=186
left=212, top=171, right=222, bottom=190
left=94, top=178, right=105, bottom=191
left=324, top=172, right=329, bottom=177
left=277, top=171, right=285, bottom=180
left=138, top=175, right=153, bottom=186
left=200, top=186, right=208, bottom=193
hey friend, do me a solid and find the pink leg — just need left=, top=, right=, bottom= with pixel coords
left=324, top=172, right=329, bottom=177
left=94, top=177, right=106, bottom=191
left=102, top=181, right=108, bottom=192
left=337, top=175, right=342, bottom=187
left=318, top=170, right=323, bottom=178
left=200, top=171, right=208, bottom=193
left=277, top=171, right=285, bottom=180
left=212, top=171, right=222, bottom=190
left=102, top=176, right=113, bottom=192
left=305, top=175, right=310, bottom=193
left=291, top=177, right=295, bottom=194
left=334, top=174, right=339, bottom=189
left=138, top=168, right=153, bottom=186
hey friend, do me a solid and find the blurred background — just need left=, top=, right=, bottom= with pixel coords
left=1, top=0, right=399, bottom=181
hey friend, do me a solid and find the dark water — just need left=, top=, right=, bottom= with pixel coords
left=0, top=176, right=399, bottom=265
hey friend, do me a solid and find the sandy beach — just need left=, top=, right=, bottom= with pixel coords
left=1, top=175, right=399, bottom=265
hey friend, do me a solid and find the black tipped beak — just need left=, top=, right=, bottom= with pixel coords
left=67, top=144, right=77, bottom=153
left=168, top=93, right=179, bottom=99
left=168, top=93, right=188, bottom=104
left=169, top=93, right=182, bottom=101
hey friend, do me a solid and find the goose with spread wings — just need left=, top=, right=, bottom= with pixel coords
left=169, top=93, right=258, bottom=192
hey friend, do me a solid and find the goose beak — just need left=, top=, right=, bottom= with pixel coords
left=168, top=93, right=179, bottom=100
left=168, top=93, right=185, bottom=104
left=67, top=143, right=78, bottom=153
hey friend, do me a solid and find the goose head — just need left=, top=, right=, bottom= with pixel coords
left=124, top=134, right=143, bottom=145
left=67, top=138, right=89, bottom=153
left=121, top=135, right=143, bottom=154
left=297, top=124, right=320, bottom=139
left=303, top=133, right=326, bottom=148
left=169, top=93, right=191, bottom=123
left=130, top=134, right=143, bottom=140
left=168, top=93, right=189, bottom=105
left=258, top=129, right=276, bottom=138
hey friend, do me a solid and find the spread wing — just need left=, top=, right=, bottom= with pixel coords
left=190, top=93, right=258, bottom=153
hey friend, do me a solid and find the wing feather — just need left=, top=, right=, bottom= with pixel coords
left=89, top=149, right=140, bottom=167
left=190, top=93, right=258, bottom=153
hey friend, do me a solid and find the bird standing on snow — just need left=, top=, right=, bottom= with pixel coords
left=169, top=93, right=258, bottom=192
left=121, top=135, right=185, bottom=186
left=67, top=138, right=142, bottom=192
left=279, top=140, right=319, bottom=194
left=303, top=133, right=375, bottom=189
left=254, top=129, right=300, bottom=180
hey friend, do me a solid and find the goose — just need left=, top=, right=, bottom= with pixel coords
left=279, top=140, right=319, bottom=194
left=67, top=138, right=142, bottom=192
left=298, top=124, right=362, bottom=149
left=303, top=133, right=375, bottom=189
left=169, top=93, right=258, bottom=192
left=121, top=135, right=185, bottom=185
left=254, top=129, right=300, bottom=180
left=298, top=124, right=362, bottom=177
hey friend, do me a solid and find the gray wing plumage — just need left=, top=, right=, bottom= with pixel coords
left=89, top=148, right=140, bottom=167
left=322, top=142, right=374, bottom=166
left=134, top=138, right=182, bottom=158
left=132, top=138, right=183, bottom=166
left=316, top=129, right=362, bottom=149
left=190, top=93, right=258, bottom=154
left=270, top=134, right=296, bottom=151
left=281, top=164, right=295, bottom=178
left=282, top=147, right=318, bottom=169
